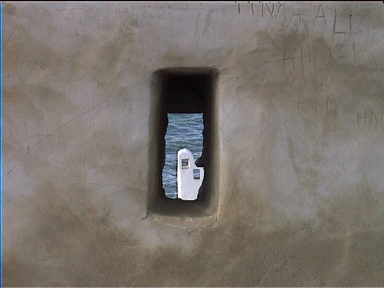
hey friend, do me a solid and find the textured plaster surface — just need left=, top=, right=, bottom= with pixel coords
left=4, top=1, right=384, bottom=286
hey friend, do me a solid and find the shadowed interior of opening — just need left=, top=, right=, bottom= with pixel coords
left=149, top=68, right=218, bottom=216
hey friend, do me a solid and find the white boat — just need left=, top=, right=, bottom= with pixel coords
left=177, top=148, right=204, bottom=201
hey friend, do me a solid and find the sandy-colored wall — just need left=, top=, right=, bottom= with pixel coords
left=5, top=2, right=384, bottom=286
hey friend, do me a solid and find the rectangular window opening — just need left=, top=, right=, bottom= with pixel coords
left=149, top=67, right=219, bottom=217
left=181, top=159, right=190, bottom=170
left=193, top=169, right=201, bottom=180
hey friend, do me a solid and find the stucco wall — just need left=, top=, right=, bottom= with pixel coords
left=5, top=2, right=384, bottom=286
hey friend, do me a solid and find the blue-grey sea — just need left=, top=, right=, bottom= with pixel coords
left=162, top=113, right=204, bottom=199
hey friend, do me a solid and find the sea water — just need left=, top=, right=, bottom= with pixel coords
left=162, top=113, right=204, bottom=199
